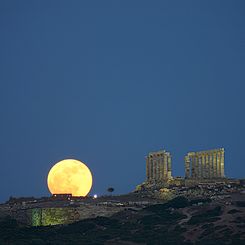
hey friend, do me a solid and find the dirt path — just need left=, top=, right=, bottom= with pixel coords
left=179, top=208, right=192, bottom=225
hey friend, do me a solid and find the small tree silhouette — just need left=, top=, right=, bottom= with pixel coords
left=107, top=187, right=114, bottom=194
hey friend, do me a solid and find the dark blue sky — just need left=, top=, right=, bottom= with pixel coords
left=0, top=1, right=245, bottom=202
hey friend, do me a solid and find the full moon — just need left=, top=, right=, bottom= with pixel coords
left=47, top=159, right=93, bottom=197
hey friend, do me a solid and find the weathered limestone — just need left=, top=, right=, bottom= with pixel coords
left=213, top=152, right=217, bottom=178
left=167, top=156, right=172, bottom=179
left=185, top=148, right=225, bottom=179
left=29, top=205, right=126, bottom=226
left=217, top=151, right=221, bottom=177
left=146, top=150, right=172, bottom=181
left=185, top=155, right=190, bottom=178
left=221, top=150, right=225, bottom=177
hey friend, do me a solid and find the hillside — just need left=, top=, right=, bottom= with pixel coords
left=0, top=195, right=245, bottom=245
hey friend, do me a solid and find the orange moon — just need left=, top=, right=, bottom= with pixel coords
left=47, top=159, right=93, bottom=197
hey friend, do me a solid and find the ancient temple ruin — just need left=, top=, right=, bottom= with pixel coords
left=185, top=148, right=225, bottom=179
left=146, top=150, right=172, bottom=181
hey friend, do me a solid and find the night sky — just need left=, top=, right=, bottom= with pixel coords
left=0, top=1, right=245, bottom=202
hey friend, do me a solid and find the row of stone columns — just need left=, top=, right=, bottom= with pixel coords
left=185, top=148, right=225, bottom=179
left=146, top=151, right=172, bottom=181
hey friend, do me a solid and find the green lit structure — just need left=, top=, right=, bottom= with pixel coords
left=31, top=207, right=80, bottom=226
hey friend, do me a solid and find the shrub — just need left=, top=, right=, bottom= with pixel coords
left=228, top=209, right=241, bottom=214
left=236, top=201, right=245, bottom=207
left=188, top=206, right=222, bottom=225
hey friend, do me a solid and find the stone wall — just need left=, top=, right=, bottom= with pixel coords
left=30, top=205, right=125, bottom=226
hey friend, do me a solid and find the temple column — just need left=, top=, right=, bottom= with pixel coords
left=157, top=159, right=161, bottom=180
left=151, top=159, right=154, bottom=180
left=196, top=154, right=200, bottom=179
left=197, top=153, right=202, bottom=179
left=150, top=159, right=153, bottom=180
left=185, top=156, right=190, bottom=178
left=203, top=153, right=209, bottom=179
left=201, top=154, right=205, bottom=179
left=156, top=160, right=158, bottom=180
left=217, top=152, right=221, bottom=178
left=210, top=152, right=214, bottom=179
left=213, top=152, right=217, bottom=178
left=153, top=160, right=157, bottom=180
left=163, top=155, right=168, bottom=179
left=194, top=155, right=198, bottom=178
left=209, top=153, right=213, bottom=179
left=167, top=156, right=171, bottom=179
left=206, top=152, right=212, bottom=179
left=146, top=157, right=149, bottom=181
left=159, top=157, right=163, bottom=180
left=220, top=149, right=225, bottom=178
left=191, top=156, right=195, bottom=178
left=155, top=160, right=158, bottom=180
left=149, top=158, right=152, bottom=180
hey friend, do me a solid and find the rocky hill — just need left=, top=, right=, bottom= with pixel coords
left=0, top=195, right=245, bottom=245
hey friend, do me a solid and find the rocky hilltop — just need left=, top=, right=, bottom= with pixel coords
left=0, top=193, right=245, bottom=245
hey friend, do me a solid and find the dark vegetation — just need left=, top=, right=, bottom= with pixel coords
left=227, top=209, right=241, bottom=214
left=0, top=212, right=186, bottom=244
left=144, top=196, right=189, bottom=213
left=236, top=201, right=245, bottom=207
left=107, top=187, right=114, bottom=194
left=187, top=206, right=222, bottom=225
left=189, top=198, right=211, bottom=205
left=0, top=197, right=244, bottom=245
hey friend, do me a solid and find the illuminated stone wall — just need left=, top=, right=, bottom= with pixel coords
left=30, top=205, right=125, bottom=226
left=31, top=208, right=42, bottom=226
left=31, top=207, right=80, bottom=226
left=31, top=207, right=79, bottom=226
